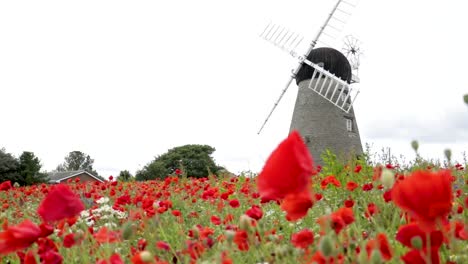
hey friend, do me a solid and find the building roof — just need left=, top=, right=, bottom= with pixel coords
left=47, top=170, right=104, bottom=183
left=296, top=47, right=352, bottom=85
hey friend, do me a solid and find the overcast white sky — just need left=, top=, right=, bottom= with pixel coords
left=1, top=0, right=467, bottom=178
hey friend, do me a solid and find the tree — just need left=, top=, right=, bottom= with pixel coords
left=117, top=170, right=133, bottom=182
left=136, top=144, right=223, bottom=181
left=18, top=151, right=49, bottom=185
left=56, top=151, right=103, bottom=180
left=0, top=148, right=21, bottom=183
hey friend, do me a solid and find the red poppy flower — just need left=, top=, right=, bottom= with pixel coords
left=362, top=183, right=373, bottom=191
left=257, top=130, right=314, bottom=202
left=365, top=203, right=378, bottom=218
left=93, top=227, right=121, bottom=243
left=383, top=190, right=392, bottom=203
left=210, top=215, right=221, bottom=226
left=401, top=248, right=440, bottom=264
left=344, top=199, right=354, bottom=208
left=233, top=230, right=249, bottom=251
left=346, top=181, right=359, bottom=191
left=334, top=207, right=354, bottom=225
left=156, top=241, right=171, bottom=251
left=314, top=193, right=323, bottom=201
left=354, top=165, right=362, bottom=173
left=37, top=184, right=85, bottom=222
left=396, top=223, right=443, bottom=250
left=365, top=233, right=392, bottom=261
left=280, top=189, right=314, bottom=222
left=245, top=205, right=263, bottom=220
left=321, top=175, right=341, bottom=189
left=392, top=170, right=453, bottom=231
left=228, top=199, right=240, bottom=208
left=0, top=220, right=41, bottom=254
left=0, top=181, right=12, bottom=191
left=317, top=207, right=354, bottom=234
left=291, top=229, right=314, bottom=249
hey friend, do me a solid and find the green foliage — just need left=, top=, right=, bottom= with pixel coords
left=320, top=149, right=344, bottom=176
left=18, top=151, right=49, bottom=185
left=0, top=149, right=48, bottom=185
left=117, top=170, right=133, bottom=182
left=0, top=148, right=21, bottom=183
left=56, top=151, right=102, bottom=180
left=136, top=144, right=223, bottom=181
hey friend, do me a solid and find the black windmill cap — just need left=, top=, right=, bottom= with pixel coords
left=295, top=47, right=352, bottom=85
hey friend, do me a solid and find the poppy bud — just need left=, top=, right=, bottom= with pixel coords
left=239, top=214, right=254, bottom=231
left=122, top=222, right=135, bottom=240
left=410, top=237, right=423, bottom=250
left=139, top=251, right=153, bottom=262
left=381, top=169, right=395, bottom=189
left=190, top=225, right=200, bottom=239
left=225, top=230, right=235, bottom=244
left=411, top=140, right=419, bottom=153
left=444, top=149, right=452, bottom=163
left=274, top=245, right=291, bottom=258
left=319, top=235, right=334, bottom=257
left=370, top=249, right=382, bottom=264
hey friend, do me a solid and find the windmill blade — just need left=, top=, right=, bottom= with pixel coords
left=257, top=75, right=296, bottom=134
left=259, top=22, right=305, bottom=59
left=302, top=59, right=360, bottom=113
left=315, top=0, right=359, bottom=48
left=257, top=0, right=361, bottom=134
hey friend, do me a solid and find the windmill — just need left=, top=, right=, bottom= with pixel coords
left=257, top=0, right=364, bottom=165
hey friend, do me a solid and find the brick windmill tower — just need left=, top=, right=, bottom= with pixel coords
left=257, top=0, right=363, bottom=165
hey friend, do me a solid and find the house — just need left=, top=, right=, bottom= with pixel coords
left=47, top=170, right=105, bottom=184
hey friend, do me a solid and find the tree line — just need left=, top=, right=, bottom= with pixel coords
left=0, top=149, right=104, bottom=185
left=0, top=144, right=224, bottom=185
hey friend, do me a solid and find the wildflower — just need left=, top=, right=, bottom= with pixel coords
left=210, top=215, right=221, bottom=226
left=365, top=233, right=392, bottom=261
left=37, top=184, right=85, bottom=222
left=308, top=194, right=319, bottom=203
left=365, top=203, right=378, bottom=218
left=291, top=229, right=314, bottom=249
left=0, top=220, right=41, bottom=254
left=156, top=241, right=170, bottom=251
left=396, top=223, right=443, bottom=250
left=354, top=164, right=362, bottom=173
left=362, top=183, right=373, bottom=191
left=321, top=175, right=341, bottom=189
left=0, top=181, right=12, bottom=191
left=228, top=199, right=240, bottom=208
left=245, top=205, right=263, bottom=220
left=171, top=210, right=181, bottom=217
left=233, top=230, right=249, bottom=251
left=392, top=170, right=453, bottom=231
left=97, top=197, right=110, bottom=204
left=280, top=190, right=314, bottom=221
left=344, top=199, right=354, bottom=208
left=93, top=227, right=121, bottom=243
left=257, top=130, right=314, bottom=202
left=131, top=251, right=154, bottom=264
left=346, top=181, right=359, bottom=191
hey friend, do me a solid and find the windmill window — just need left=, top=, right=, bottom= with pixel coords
left=345, top=118, right=353, bottom=132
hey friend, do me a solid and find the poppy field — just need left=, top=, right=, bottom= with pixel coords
left=0, top=131, right=467, bottom=264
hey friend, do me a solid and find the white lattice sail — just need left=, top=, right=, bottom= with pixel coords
left=302, top=59, right=360, bottom=113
